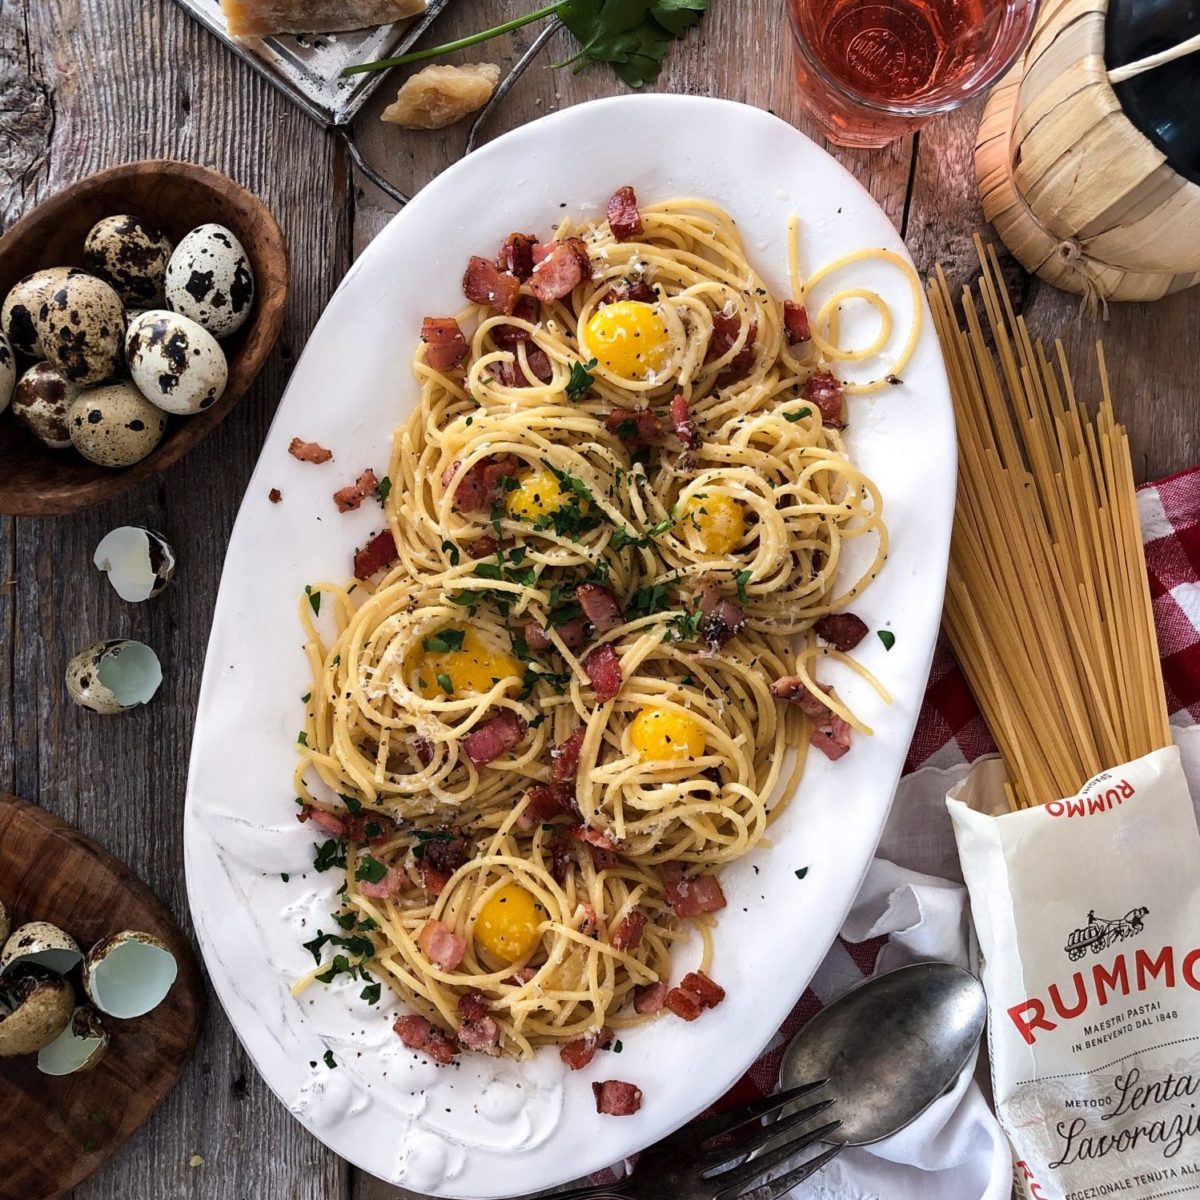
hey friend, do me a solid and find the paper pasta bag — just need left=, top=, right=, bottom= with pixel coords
left=949, top=746, right=1200, bottom=1200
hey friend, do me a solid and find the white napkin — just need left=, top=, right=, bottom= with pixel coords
left=791, top=722, right=1200, bottom=1200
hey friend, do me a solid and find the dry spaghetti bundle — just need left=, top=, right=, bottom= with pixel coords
left=928, top=240, right=1171, bottom=807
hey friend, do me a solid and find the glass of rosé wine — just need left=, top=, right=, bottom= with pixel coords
left=786, top=0, right=1040, bottom=147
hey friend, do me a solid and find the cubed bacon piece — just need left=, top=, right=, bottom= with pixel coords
left=289, top=437, right=332, bottom=464
left=360, top=865, right=406, bottom=899
left=491, top=296, right=540, bottom=349
left=814, top=612, right=869, bottom=651
left=697, top=578, right=746, bottom=651
left=803, top=369, right=845, bottom=427
left=603, top=278, right=657, bottom=305
left=466, top=535, right=500, bottom=559
left=664, top=986, right=702, bottom=1021
left=593, top=1080, right=643, bottom=1116
left=611, top=910, right=646, bottom=951
left=554, top=616, right=589, bottom=652
left=679, top=971, right=725, bottom=1009
left=497, top=233, right=537, bottom=280
left=421, top=317, right=469, bottom=370
left=333, top=467, right=379, bottom=513
left=443, top=454, right=519, bottom=512
left=669, top=393, right=702, bottom=451
left=413, top=736, right=434, bottom=767
left=342, top=810, right=399, bottom=845
left=463, top=255, right=521, bottom=314
left=494, top=346, right=553, bottom=387
left=811, top=713, right=852, bottom=761
left=416, top=862, right=453, bottom=896
left=297, top=805, right=345, bottom=837
left=606, top=185, right=644, bottom=242
left=605, top=406, right=662, bottom=448
left=707, top=311, right=758, bottom=374
left=583, top=643, right=623, bottom=703
left=783, top=300, right=812, bottom=345
left=551, top=727, right=586, bottom=782
left=577, top=583, right=624, bottom=633
left=421, top=832, right=472, bottom=874
left=394, top=1014, right=459, bottom=1065
left=354, top=529, right=398, bottom=580
left=634, top=981, right=667, bottom=1014
left=504, top=967, right=538, bottom=986
left=572, top=825, right=620, bottom=870
left=519, top=781, right=578, bottom=829
left=528, top=238, right=592, bottom=302
left=457, top=989, right=502, bottom=1053
left=269, top=488, right=282, bottom=503
left=419, top=919, right=466, bottom=971
left=664, top=871, right=727, bottom=918
left=524, top=620, right=553, bottom=652
left=560, top=1027, right=613, bottom=1070
left=461, top=709, right=527, bottom=767
left=769, top=676, right=831, bottom=718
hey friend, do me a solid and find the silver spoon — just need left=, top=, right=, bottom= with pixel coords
left=747, top=961, right=987, bottom=1191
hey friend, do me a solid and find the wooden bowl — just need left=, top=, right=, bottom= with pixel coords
left=0, top=160, right=289, bottom=516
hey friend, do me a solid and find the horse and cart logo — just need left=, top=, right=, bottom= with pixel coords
left=1064, top=907, right=1149, bottom=961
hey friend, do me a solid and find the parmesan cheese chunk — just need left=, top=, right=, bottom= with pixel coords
left=220, top=0, right=426, bottom=38
left=381, top=64, right=501, bottom=130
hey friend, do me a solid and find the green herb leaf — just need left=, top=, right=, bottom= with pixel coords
left=301, top=692, right=312, bottom=704
left=377, top=476, right=392, bottom=502
left=361, top=981, right=382, bottom=1005
left=877, top=630, right=896, bottom=651
left=784, top=406, right=813, bottom=423
left=355, top=855, right=389, bottom=884
left=305, top=584, right=321, bottom=617
left=339, top=793, right=364, bottom=813
left=297, top=730, right=309, bottom=747
left=424, top=629, right=467, bottom=653
left=302, top=931, right=331, bottom=965
left=567, top=357, right=598, bottom=400
left=627, top=583, right=670, bottom=618
left=734, top=569, right=752, bottom=604
left=441, top=539, right=461, bottom=567
left=323, top=1049, right=338, bottom=1069
left=436, top=672, right=454, bottom=695
left=313, top=839, right=346, bottom=873
left=794, top=866, right=809, bottom=880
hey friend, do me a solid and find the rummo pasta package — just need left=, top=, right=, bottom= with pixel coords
left=949, top=746, right=1200, bottom=1200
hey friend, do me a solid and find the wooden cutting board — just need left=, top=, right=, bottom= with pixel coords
left=0, top=795, right=205, bottom=1200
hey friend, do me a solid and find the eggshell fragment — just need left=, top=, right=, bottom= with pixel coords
left=94, top=526, right=176, bottom=602
left=66, top=639, right=163, bottom=714
left=165, top=224, right=255, bottom=338
left=125, top=310, right=228, bottom=416
left=37, top=1006, right=109, bottom=1075
left=68, top=382, right=167, bottom=468
left=0, top=922, right=83, bottom=976
left=0, top=969, right=74, bottom=1057
left=83, top=931, right=178, bottom=1019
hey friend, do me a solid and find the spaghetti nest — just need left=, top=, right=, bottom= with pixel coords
left=292, top=194, right=907, bottom=1059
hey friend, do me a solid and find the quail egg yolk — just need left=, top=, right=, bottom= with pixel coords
left=407, top=626, right=520, bottom=699
left=506, top=466, right=569, bottom=521
left=629, top=706, right=706, bottom=762
left=682, top=494, right=747, bottom=555
left=475, top=884, right=543, bottom=963
left=583, top=301, right=671, bottom=380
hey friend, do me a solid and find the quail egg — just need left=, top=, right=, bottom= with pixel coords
left=0, top=332, right=14, bottom=413
left=0, top=968, right=74, bottom=1057
left=165, top=223, right=255, bottom=338
left=84, top=215, right=174, bottom=307
left=36, top=270, right=125, bottom=386
left=38, top=1006, right=109, bottom=1076
left=0, top=922, right=83, bottom=976
left=94, top=526, right=176, bottom=602
left=68, top=382, right=167, bottom=467
left=126, top=309, right=227, bottom=415
left=12, top=362, right=78, bottom=449
left=1, top=266, right=82, bottom=358
left=82, top=931, right=178, bottom=1019
left=66, top=639, right=163, bottom=714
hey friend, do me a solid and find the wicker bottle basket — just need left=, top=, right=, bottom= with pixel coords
left=975, top=0, right=1200, bottom=308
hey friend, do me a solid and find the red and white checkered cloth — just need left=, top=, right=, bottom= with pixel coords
left=719, top=465, right=1200, bottom=1111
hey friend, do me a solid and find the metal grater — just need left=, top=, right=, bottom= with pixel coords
left=170, top=0, right=456, bottom=126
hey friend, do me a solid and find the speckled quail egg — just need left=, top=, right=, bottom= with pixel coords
left=125, top=309, right=227, bottom=415
left=35, top=271, right=125, bottom=386
left=94, top=526, right=176, bottom=602
left=0, top=969, right=74, bottom=1057
left=0, top=332, right=14, bottom=414
left=12, top=362, right=78, bottom=449
left=82, top=931, right=177, bottom=1019
left=165, top=223, right=255, bottom=338
left=68, top=382, right=167, bottom=467
left=1, top=266, right=82, bottom=358
left=38, top=1006, right=109, bottom=1076
left=1, top=922, right=83, bottom=976
left=65, top=639, right=163, bottom=714
left=84, top=215, right=174, bottom=307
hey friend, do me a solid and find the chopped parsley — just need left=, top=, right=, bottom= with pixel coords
left=612, top=511, right=675, bottom=550
left=300, top=691, right=311, bottom=704
left=627, top=582, right=670, bottom=618
left=436, top=672, right=454, bottom=695
left=424, top=629, right=466, bottom=653
left=377, top=475, right=392, bottom=502
left=338, top=793, right=363, bottom=813
left=323, top=1050, right=337, bottom=1069
left=566, top=357, right=598, bottom=401
left=361, top=981, right=382, bottom=1005
left=441, top=539, right=461, bottom=566
left=305, top=584, right=321, bottom=616
left=296, top=730, right=308, bottom=746
left=312, top=839, right=346, bottom=873
left=354, top=855, right=389, bottom=884
left=784, top=406, right=813, bottom=423
left=734, top=569, right=752, bottom=603
left=877, top=630, right=896, bottom=651
left=794, top=866, right=809, bottom=880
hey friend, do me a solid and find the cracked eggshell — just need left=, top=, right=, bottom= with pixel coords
left=12, top=361, right=79, bottom=449
left=68, top=381, right=167, bottom=467
left=0, top=331, right=14, bottom=414
left=35, top=271, right=126, bottom=387
left=126, top=309, right=228, bottom=416
left=66, top=639, right=163, bottom=714
left=83, top=931, right=178, bottom=1019
left=0, top=922, right=83, bottom=976
left=165, top=223, right=255, bottom=338
left=0, top=969, right=74, bottom=1057
left=1, top=266, right=82, bottom=358
left=84, top=215, right=174, bottom=308
left=94, top=526, right=176, bottom=602
left=38, top=1006, right=109, bottom=1075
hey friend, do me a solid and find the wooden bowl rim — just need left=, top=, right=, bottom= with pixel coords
left=0, top=159, right=289, bottom=518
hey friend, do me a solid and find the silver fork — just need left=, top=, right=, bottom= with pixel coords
left=546, top=1081, right=842, bottom=1200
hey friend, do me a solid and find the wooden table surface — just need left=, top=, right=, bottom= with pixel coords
left=1, top=0, right=1196, bottom=1197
